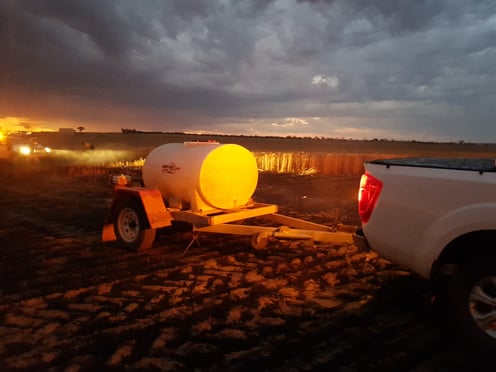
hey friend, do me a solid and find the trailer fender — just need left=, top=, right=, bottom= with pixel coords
left=102, top=187, right=172, bottom=242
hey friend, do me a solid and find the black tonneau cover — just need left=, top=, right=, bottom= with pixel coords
left=369, top=157, right=496, bottom=172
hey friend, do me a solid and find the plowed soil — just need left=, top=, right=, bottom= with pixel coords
left=0, top=160, right=470, bottom=371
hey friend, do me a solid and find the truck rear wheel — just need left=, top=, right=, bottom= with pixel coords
left=113, top=198, right=156, bottom=251
left=438, top=252, right=496, bottom=359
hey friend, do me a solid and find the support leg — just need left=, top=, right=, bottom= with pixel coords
left=184, top=232, right=201, bottom=254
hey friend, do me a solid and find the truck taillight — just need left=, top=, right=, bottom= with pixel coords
left=358, top=173, right=383, bottom=223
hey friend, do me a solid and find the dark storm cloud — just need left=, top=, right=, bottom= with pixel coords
left=1, top=0, right=495, bottom=141
left=24, top=0, right=133, bottom=56
left=0, top=0, right=273, bottom=113
left=1, top=0, right=258, bottom=124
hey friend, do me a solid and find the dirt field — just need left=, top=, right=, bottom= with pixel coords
left=0, top=154, right=478, bottom=371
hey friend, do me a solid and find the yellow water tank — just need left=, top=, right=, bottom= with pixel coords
left=142, top=142, right=259, bottom=212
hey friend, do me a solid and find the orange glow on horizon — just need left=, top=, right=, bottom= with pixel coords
left=0, top=117, right=57, bottom=133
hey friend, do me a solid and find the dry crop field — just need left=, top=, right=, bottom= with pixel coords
left=1, top=134, right=495, bottom=371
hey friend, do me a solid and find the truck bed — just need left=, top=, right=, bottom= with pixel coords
left=369, top=157, right=496, bottom=173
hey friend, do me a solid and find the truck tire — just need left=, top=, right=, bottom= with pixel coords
left=113, top=198, right=156, bottom=251
left=438, top=252, right=496, bottom=360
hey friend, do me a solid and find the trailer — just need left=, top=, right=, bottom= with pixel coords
left=102, top=142, right=353, bottom=251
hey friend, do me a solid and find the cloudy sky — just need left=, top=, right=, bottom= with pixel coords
left=1, top=0, right=495, bottom=142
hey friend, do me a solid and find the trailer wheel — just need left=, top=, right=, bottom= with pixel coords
left=251, top=232, right=268, bottom=250
left=113, top=198, right=156, bottom=251
left=437, top=252, right=496, bottom=360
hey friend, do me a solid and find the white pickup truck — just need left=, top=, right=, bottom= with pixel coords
left=0, top=133, right=51, bottom=160
left=354, top=157, right=496, bottom=358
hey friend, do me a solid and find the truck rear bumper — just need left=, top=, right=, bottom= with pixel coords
left=353, top=227, right=370, bottom=252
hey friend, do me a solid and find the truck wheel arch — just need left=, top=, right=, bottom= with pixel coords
left=435, top=230, right=496, bottom=268
left=422, top=203, right=496, bottom=278
left=431, top=230, right=496, bottom=285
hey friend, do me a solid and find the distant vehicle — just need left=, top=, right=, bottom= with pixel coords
left=0, top=132, right=51, bottom=160
left=354, top=157, right=496, bottom=359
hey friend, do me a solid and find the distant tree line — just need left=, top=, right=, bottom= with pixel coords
left=121, top=128, right=163, bottom=134
left=118, top=128, right=476, bottom=145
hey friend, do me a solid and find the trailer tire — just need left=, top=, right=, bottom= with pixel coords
left=437, top=252, right=496, bottom=360
left=113, top=198, right=156, bottom=251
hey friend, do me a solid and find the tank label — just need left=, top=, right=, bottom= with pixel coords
left=162, top=162, right=181, bottom=174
